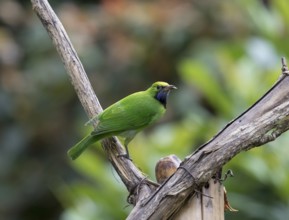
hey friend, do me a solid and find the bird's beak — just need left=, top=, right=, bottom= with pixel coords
left=164, top=85, right=177, bottom=91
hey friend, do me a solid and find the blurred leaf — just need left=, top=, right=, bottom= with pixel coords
left=179, top=59, right=232, bottom=117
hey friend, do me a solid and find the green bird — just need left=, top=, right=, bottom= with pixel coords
left=68, top=81, right=176, bottom=160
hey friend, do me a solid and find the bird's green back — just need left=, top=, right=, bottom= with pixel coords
left=93, top=90, right=166, bottom=137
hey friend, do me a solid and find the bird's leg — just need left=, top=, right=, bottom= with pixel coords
left=117, top=144, right=132, bottom=161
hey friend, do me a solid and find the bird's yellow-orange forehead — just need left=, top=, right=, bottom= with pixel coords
left=153, top=81, right=169, bottom=87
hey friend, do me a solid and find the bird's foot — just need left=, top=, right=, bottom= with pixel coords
left=117, top=153, right=132, bottom=161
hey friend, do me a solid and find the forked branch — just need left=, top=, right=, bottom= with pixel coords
left=31, top=0, right=289, bottom=219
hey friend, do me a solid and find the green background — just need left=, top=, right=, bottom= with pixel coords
left=1, top=0, right=289, bottom=219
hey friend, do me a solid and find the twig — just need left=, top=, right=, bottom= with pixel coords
left=281, top=57, right=289, bottom=75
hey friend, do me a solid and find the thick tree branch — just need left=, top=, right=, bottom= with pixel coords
left=127, top=63, right=289, bottom=219
left=30, top=0, right=155, bottom=200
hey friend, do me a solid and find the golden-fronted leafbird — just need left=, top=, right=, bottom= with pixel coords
left=68, top=81, right=176, bottom=160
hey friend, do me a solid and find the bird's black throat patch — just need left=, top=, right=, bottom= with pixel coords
left=155, top=90, right=168, bottom=108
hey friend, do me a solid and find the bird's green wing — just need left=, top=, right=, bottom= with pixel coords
left=92, top=92, right=165, bottom=136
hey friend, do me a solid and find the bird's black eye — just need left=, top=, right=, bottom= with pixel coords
left=157, top=85, right=163, bottom=90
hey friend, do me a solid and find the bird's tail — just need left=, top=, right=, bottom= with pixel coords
left=67, top=134, right=99, bottom=160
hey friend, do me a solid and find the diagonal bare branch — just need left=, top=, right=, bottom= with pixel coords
left=30, top=0, right=155, bottom=200
left=127, top=62, right=289, bottom=219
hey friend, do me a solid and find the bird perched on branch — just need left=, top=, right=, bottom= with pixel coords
left=68, top=81, right=177, bottom=160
